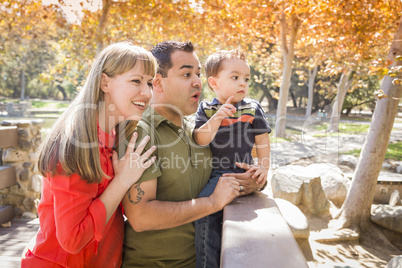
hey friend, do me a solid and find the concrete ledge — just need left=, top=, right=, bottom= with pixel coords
left=0, top=126, right=18, bottom=148
left=221, top=192, right=308, bottom=268
left=0, top=165, right=17, bottom=189
left=0, top=205, right=14, bottom=224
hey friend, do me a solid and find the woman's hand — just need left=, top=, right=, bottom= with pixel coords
left=112, top=132, right=156, bottom=188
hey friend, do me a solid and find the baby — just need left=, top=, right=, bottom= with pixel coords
left=193, top=49, right=271, bottom=268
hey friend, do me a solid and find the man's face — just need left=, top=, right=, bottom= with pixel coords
left=160, top=51, right=202, bottom=116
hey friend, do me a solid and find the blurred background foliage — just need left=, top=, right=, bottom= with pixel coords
left=0, top=0, right=401, bottom=117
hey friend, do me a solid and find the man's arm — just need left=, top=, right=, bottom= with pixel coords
left=123, top=176, right=240, bottom=232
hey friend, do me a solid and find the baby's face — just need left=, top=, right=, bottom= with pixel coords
left=212, top=58, right=250, bottom=104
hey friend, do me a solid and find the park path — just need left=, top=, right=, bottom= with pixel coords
left=270, top=117, right=402, bottom=168
left=0, top=218, right=38, bottom=267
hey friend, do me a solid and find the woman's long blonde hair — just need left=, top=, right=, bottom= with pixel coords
left=38, top=42, right=157, bottom=183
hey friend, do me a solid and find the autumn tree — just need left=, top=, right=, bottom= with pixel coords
left=0, top=0, right=70, bottom=99
left=332, top=14, right=402, bottom=248
left=322, top=0, right=402, bottom=132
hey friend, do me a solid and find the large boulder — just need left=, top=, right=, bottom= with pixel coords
left=271, top=165, right=305, bottom=205
left=305, top=163, right=350, bottom=207
left=271, top=165, right=330, bottom=216
left=386, top=255, right=402, bottom=268
left=389, top=190, right=400, bottom=207
left=275, top=198, right=309, bottom=239
left=396, top=165, right=402, bottom=174
left=275, top=198, right=312, bottom=261
left=371, top=204, right=402, bottom=234
left=339, top=154, right=358, bottom=169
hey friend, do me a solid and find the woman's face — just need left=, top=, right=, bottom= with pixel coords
left=101, top=62, right=153, bottom=123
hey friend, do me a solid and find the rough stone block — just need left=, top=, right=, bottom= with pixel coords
left=339, top=154, right=358, bottom=169
left=386, top=255, right=402, bottom=268
left=371, top=204, right=402, bottom=234
left=18, top=128, right=30, bottom=138
left=19, top=138, right=33, bottom=151
left=23, top=197, right=35, bottom=212
left=305, top=163, right=350, bottom=208
left=271, top=165, right=305, bottom=205
left=19, top=168, right=30, bottom=182
left=302, top=177, right=330, bottom=216
left=397, top=165, right=402, bottom=174
left=23, top=162, right=33, bottom=169
left=31, top=174, right=42, bottom=193
left=389, top=190, right=400, bottom=206
left=3, top=148, right=29, bottom=163
left=29, top=152, right=39, bottom=162
left=272, top=165, right=330, bottom=216
left=382, top=163, right=396, bottom=172
left=275, top=198, right=309, bottom=239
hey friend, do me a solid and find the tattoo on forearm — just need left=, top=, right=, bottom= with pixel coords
left=128, top=183, right=145, bottom=205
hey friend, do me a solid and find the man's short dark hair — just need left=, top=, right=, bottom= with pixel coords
left=151, top=41, right=194, bottom=77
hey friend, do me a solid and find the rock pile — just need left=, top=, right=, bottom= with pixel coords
left=0, top=120, right=43, bottom=217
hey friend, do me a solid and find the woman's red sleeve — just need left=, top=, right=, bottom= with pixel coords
left=50, top=173, right=107, bottom=254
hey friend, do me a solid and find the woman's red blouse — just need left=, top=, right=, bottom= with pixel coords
left=22, top=124, right=123, bottom=267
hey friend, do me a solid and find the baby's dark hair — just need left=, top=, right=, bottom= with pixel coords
left=151, top=41, right=194, bottom=77
left=205, top=49, right=247, bottom=90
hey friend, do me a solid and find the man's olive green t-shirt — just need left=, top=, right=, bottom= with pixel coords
left=122, top=107, right=212, bottom=268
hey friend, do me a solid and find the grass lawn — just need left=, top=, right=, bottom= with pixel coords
left=345, top=141, right=402, bottom=161
left=314, top=122, right=370, bottom=133
left=271, top=137, right=292, bottom=143
left=31, top=100, right=70, bottom=110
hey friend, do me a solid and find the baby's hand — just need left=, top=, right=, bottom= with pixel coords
left=246, top=165, right=268, bottom=185
left=214, top=96, right=236, bottom=121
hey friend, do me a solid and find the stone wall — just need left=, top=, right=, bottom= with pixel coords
left=0, top=119, right=43, bottom=217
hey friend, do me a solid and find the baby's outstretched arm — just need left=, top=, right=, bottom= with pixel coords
left=194, top=96, right=236, bottom=146
left=247, top=133, right=270, bottom=184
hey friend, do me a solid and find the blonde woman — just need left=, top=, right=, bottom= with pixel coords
left=21, top=42, right=157, bottom=267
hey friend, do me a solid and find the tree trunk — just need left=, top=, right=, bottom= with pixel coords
left=275, top=12, right=301, bottom=137
left=57, top=85, right=67, bottom=100
left=290, top=88, right=297, bottom=108
left=20, top=69, right=25, bottom=101
left=96, top=0, right=111, bottom=54
left=328, top=70, right=353, bottom=132
left=257, top=84, right=278, bottom=110
left=336, top=15, right=402, bottom=236
left=267, top=91, right=278, bottom=110
left=306, top=65, right=318, bottom=117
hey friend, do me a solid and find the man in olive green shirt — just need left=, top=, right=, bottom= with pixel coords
left=121, top=41, right=263, bottom=267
